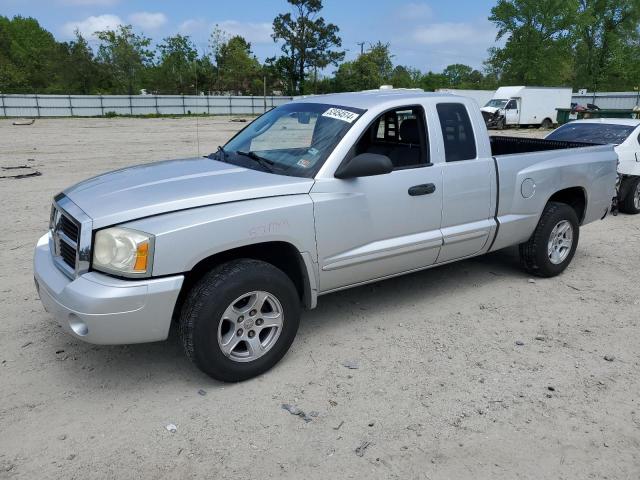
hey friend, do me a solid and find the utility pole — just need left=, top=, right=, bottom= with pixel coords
left=357, top=42, right=365, bottom=56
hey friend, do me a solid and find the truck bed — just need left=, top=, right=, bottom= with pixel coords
left=490, top=136, right=595, bottom=156
left=488, top=138, right=617, bottom=253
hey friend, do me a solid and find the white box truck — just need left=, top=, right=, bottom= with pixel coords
left=481, top=86, right=573, bottom=129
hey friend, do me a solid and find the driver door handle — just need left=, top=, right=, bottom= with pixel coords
left=408, top=183, right=436, bottom=196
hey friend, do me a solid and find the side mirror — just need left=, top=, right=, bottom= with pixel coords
left=334, top=153, right=394, bottom=179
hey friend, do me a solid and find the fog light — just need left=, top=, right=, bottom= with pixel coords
left=69, top=314, right=88, bottom=336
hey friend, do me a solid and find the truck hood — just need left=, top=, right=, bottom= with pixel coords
left=481, top=106, right=500, bottom=114
left=64, top=157, right=314, bottom=228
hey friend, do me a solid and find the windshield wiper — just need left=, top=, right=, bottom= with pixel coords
left=236, top=150, right=275, bottom=172
left=207, top=145, right=228, bottom=161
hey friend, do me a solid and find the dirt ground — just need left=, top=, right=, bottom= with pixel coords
left=1, top=117, right=639, bottom=480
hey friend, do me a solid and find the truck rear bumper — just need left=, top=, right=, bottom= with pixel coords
left=34, top=233, right=184, bottom=345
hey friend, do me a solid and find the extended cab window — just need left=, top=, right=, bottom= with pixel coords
left=354, top=106, right=428, bottom=169
left=436, top=103, right=477, bottom=162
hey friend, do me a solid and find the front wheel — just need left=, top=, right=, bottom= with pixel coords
left=619, top=176, right=640, bottom=215
left=519, top=202, right=580, bottom=277
left=179, top=259, right=301, bottom=382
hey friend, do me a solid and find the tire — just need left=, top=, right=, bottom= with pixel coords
left=540, top=118, right=553, bottom=129
left=179, top=259, right=301, bottom=382
left=619, top=176, right=640, bottom=215
left=519, top=202, right=580, bottom=278
left=496, top=117, right=505, bottom=130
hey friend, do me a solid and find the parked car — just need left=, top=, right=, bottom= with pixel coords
left=34, top=90, right=617, bottom=381
left=546, top=119, right=640, bottom=214
left=481, top=86, right=573, bottom=129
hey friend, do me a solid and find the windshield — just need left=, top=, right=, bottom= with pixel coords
left=485, top=99, right=508, bottom=109
left=215, top=102, right=366, bottom=178
left=546, top=123, right=635, bottom=145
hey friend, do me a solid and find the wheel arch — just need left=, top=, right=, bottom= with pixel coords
left=173, top=241, right=317, bottom=322
left=547, top=186, right=587, bottom=224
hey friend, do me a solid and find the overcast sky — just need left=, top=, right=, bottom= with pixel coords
left=0, top=0, right=501, bottom=72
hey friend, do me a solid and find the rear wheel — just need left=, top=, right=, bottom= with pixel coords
left=179, top=259, right=301, bottom=382
left=619, top=176, right=640, bottom=215
left=519, top=202, right=579, bottom=277
left=540, top=118, right=553, bottom=129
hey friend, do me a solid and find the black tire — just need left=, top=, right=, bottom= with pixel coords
left=619, top=176, right=640, bottom=215
left=519, top=202, right=580, bottom=278
left=540, top=118, right=553, bottom=129
left=179, top=259, right=301, bottom=382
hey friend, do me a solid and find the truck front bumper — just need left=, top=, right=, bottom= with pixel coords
left=34, top=233, right=184, bottom=345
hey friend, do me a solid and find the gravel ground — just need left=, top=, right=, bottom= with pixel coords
left=1, top=117, right=639, bottom=479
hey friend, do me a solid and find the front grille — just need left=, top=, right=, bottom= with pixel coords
left=59, top=214, right=79, bottom=243
left=59, top=240, right=76, bottom=268
left=51, top=204, right=80, bottom=274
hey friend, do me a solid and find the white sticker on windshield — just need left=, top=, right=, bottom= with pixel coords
left=322, top=107, right=360, bottom=123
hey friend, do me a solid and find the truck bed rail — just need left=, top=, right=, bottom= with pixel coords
left=490, top=136, right=597, bottom=156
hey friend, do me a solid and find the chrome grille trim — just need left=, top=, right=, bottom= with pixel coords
left=50, top=194, right=93, bottom=279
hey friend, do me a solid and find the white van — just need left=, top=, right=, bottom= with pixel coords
left=481, top=86, right=573, bottom=129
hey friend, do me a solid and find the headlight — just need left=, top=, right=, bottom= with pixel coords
left=92, top=227, right=154, bottom=277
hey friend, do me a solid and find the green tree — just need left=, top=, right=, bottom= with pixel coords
left=487, top=0, right=578, bottom=85
left=0, top=15, right=63, bottom=93
left=272, top=0, right=344, bottom=94
left=216, top=36, right=262, bottom=94
left=418, top=71, right=446, bottom=91
left=573, top=0, right=640, bottom=91
left=155, top=34, right=198, bottom=94
left=333, top=42, right=393, bottom=91
left=96, top=24, right=154, bottom=95
left=58, top=30, right=102, bottom=94
left=442, top=64, right=474, bottom=87
left=391, top=65, right=422, bottom=88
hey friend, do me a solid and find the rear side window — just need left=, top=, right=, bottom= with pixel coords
left=436, top=103, right=477, bottom=162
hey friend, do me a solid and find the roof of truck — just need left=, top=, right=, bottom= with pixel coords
left=292, top=89, right=457, bottom=109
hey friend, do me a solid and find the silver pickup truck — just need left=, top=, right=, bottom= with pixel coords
left=34, top=90, right=617, bottom=381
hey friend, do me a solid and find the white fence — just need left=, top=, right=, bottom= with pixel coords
left=572, top=91, right=640, bottom=110
left=3, top=91, right=639, bottom=117
left=0, top=94, right=294, bottom=117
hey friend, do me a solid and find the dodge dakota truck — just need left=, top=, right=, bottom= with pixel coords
left=34, top=90, right=617, bottom=381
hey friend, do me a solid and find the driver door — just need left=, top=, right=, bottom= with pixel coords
left=505, top=99, right=520, bottom=125
left=311, top=105, right=444, bottom=293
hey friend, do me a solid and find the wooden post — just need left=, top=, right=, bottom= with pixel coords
left=229, top=96, right=233, bottom=118
left=182, top=95, right=186, bottom=115
left=35, top=94, right=40, bottom=118
left=154, top=95, right=159, bottom=115
left=68, top=95, right=74, bottom=116
left=129, top=95, right=133, bottom=115
left=99, top=95, right=104, bottom=116
left=206, top=95, right=210, bottom=115
left=0, top=94, right=5, bottom=117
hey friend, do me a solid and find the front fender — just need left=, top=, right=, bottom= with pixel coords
left=122, top=195, right=317, bottom=276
